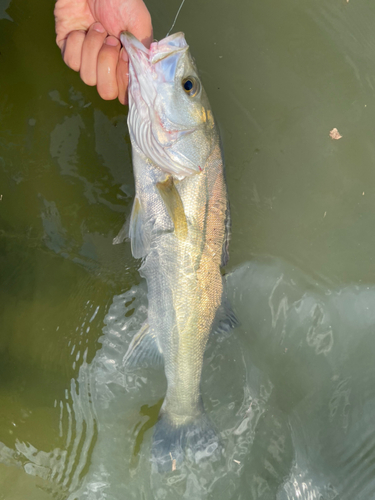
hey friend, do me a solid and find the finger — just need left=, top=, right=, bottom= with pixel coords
left=97, top=36, right=121, bottom=100
left=125, top=1, right=153, bottom=49
left=63, top=30, right=86, bottom=72
left=117, top=48, right=129, bottom=105
left=80, top=23, right=108, bottom=86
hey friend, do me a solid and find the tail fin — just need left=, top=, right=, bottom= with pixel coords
left=151, top=411, right=220, bottom=472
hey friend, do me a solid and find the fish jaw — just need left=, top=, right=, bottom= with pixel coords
left=121, top=31, right=215, bottom=180
left=120, top=32, right=155, bottom=129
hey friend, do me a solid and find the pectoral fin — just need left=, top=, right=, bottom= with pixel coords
left=156, top=176, right=187, bottom=240
left=129, top=197, right=151, bottom=258
left=112, top=219, right=129, bottom=245
left=123, top=322, right=163, bottom=368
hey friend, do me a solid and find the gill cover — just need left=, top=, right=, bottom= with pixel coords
left=121, top=31, right=215, bottom=180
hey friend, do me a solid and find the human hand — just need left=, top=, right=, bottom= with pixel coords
left=54, top=0, right=153, bottom=104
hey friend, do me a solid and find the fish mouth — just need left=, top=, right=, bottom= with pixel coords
left=121, top=31, right=150, bottom=56
left=120, top=32, right=200, bottom=178
left=121, top=32, right=150, bottom=78
left=121, top=31, right=188, bottom=65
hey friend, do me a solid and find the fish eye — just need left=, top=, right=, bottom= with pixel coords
left=182, top=76, right=200, bottom=97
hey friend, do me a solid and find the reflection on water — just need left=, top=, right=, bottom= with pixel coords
left=2, top=257, right=375, bottom=498
left=56, top=279, right=264, bottom=500
left=2, top=0, right=375, bottom=497
left=227, top=258, right=375, bottom=499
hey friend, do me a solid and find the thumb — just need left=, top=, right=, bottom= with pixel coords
left=121, top=1, right=153, bottom=48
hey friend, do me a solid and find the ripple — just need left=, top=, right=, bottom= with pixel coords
left=3, top=257, right=375, bottom=499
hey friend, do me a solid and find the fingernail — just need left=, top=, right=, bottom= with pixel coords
left=105, top=36, right=119, bottom=47
left=120, top=48, right=128, bottom=63
left=93, top=23, right=105, bottom=33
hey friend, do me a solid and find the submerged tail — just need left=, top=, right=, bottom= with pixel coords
left=151, top=410, right=220, bottom=472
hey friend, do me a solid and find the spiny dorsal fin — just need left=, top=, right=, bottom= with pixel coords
left=221, top=200, right=231, bottom=267
left=156, top=176, right=187, bottom=240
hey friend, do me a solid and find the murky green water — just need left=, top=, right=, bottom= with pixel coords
left=1, top=0, right=375, bottom=498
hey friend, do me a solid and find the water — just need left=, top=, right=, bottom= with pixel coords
left=1, top=0, right=375, bottom=497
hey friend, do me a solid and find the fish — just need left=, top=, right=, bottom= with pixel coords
left=119, top=31, right=237, bottom=471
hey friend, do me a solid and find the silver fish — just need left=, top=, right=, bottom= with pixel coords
left=120, top=31, right=236, bottom=470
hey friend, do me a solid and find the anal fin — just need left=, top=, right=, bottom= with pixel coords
left=112, top=218, right=129, bottom=245
left=123, top=322, right=163, bottom=368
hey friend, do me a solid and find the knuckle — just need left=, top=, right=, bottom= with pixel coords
left=85, top=29, right=106, bottom=47
left=88, top=22, right=106, bottom=36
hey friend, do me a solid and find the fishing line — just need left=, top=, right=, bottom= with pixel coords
left=166, top=0, right=186, bottom=37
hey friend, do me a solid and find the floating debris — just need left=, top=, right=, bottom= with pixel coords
left=170, top=453, right=177, bottom=471
left=329, top=128, right=342, bottom=140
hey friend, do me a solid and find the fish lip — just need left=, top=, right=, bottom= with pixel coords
left=120, top=31, right=150, bottom=57
left=159, top=32, right=187, bottom=44
left=150, top=46, right=188, bottom=64
left=150, top=32, right=188, bottom=63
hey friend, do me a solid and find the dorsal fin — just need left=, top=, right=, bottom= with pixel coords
left=221, top=200, right=231, bottom=266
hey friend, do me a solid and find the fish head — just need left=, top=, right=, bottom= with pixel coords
left=121, top=32, right=216, bottom=180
